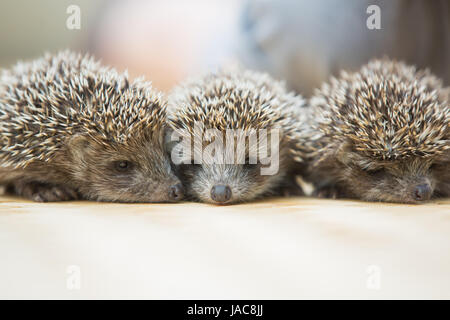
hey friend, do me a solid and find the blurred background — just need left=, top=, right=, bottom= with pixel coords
left=0, top=0, right=448, bottom=96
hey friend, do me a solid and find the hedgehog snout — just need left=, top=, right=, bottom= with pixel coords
left=210, top=185, right=232, bottom=204
left=412, top=183, right=432, bottom=201
left=169, top=183, right=184, bottom=201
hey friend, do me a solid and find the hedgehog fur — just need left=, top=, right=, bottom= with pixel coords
left=0, top=51, right=183, bottom=202
left=166, top=69, right=308, bottom=204
left=301, top=59, right=449, bottom=203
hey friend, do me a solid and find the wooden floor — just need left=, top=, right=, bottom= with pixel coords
left=0, top=195, right=449, bottom=299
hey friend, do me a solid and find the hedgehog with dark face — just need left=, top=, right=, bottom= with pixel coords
left=302, top=59, right=449, bottom=203
left=0, top=51, right=183, bottom=202
left=166, top=70, right=307, bottom=204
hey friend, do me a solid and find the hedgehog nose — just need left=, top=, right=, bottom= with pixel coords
left=169, top=183, right=184, bottom=201
left=211, top=185, right=232, bottom=203
left=413, top=184, right=432, bottom=201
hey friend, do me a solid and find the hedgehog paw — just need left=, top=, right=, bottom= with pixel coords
left=280, top=185, right=304, bottom=197
left=13, top=181, right=79, bottom=202
left=314, top=186, right=340, bottom=199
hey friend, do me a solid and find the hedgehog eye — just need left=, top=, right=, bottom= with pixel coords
left=429, top=163, right=440, bottom=170
left=243, top=157, right=259, bottom=170
left=179, top=163, right=201, bottom=173
left=365, top=167, right=385, bottom=176
left=244, top=157, right=256, bottom=164
left=113, top=160, right=134, bottom=172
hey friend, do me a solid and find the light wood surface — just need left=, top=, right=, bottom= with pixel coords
left=0, top=195, right=449, bottom=299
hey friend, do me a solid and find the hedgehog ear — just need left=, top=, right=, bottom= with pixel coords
left=164, top=129, right=178, bottom=153
left=336, top=141, right=365, bottom=166
left=336, top=141, right=354, bottom=165
left=67, top=134, right=91, bottom=162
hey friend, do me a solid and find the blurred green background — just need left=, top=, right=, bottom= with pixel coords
left=1, top=0, right=447, bottom=94
left=0, top=0, right=101, bottom=67
left=0, top=0, right=239, bottom=91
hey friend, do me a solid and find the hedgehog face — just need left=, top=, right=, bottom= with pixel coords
left=168, top=125, right=291, bottom=204
left=332, top=144, right=448, bottom=203
left=177, top=162, right=286, bottom=204
left=67, top=135, right=183, bottom=202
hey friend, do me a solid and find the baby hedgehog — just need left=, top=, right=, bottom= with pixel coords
left=166, top=69, right=307, bottom=204
left=303, top=59, right=449, bottom=203
left=0, top=51, right=183, bottom=202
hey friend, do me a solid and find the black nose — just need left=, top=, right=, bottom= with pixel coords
left=169, top=183, right=184, bottom=201
left=413, top=184, right=432, bottom=201
left=210, top=185, right=232, bottom=203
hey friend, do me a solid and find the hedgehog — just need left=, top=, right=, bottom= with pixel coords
left=165, top=69, right=308, bottom=204
left=299, top=59, right=449, bottom=203
left=0, top=51, right=184, bottom=202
